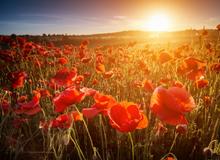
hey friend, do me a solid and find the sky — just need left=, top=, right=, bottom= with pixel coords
left=0, top=0, right=220, bottom=35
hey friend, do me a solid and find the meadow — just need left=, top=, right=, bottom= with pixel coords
left=0, top=28, right=220, bottom=160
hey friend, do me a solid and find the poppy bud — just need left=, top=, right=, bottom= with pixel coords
left=203, top=96, right=211, bottom=106
left=195, top=79, right=209, bottom=88
left=176, top=124, right=187, bottom=134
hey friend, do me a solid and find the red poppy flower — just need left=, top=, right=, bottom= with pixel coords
left=63, top=49, right=71, bottom=55
left=195, top=79, right=209, bottom=88
left=143, top=80, right=155, bottom=92
left=92, top=79, right=99, bottom=85
left=17, top=37, right=27, bottom=47
left=96, top=53, right=104, bottom=64
left=92, top=93, right=116, bottom=110
left=39, top=89, right=51, bottom=98
left=17, top=95, right=28, bottom=103
left=78, top=47, right=86, bottom=59
left=51, top=111, right=81, bottom=128
left=159, top=51, right=173, bottom=64
left=96, top=63, right=105, bottom=73
left=108, top=102, right=148, bottom=132
left=150, top=86, right=195, bottom=126
left=15, top=92, right=41, bottom=115
left=82, top=92, right=116, bottom=118
left=163, top=157, right=175, bottom=160
left=187, top=69, right=206, bottom=81
left=210, top=63, right=220, bottom=73
left=177, top=57, right=206, bottom=80
left=53, top=87, right=85, bottom=112
left=58, top=57, right=68, bottom=65
left=22, top=42, right=35, bottom=56
left=103, top=70, right=114, bottom=79
left=81, top=40, right=89, bottom=46
left=8, top=71, right=27, bottom=89
left=138, top=60, right=148, bottom=69
left=173, top=48, right=183, bottom=58
left=52, top=67, right=77, bottom=86
left=81, top=57, right=91, bottom=63
left=36, top=45, right=47, bottom=56
left=80, top=87, right=97, bottom=97
left=75, top=75, right=84, bottom=85
left=205, top=42, right=212, bottom=50
left=0, top=99, right=10, bottom=113
left=77, top=41, right=88, bottom=59
left=184, top=57, right=206, bottom=70
left=40, top=111, right=82, bottom=130
left=0, top=50, right=14, bottom=63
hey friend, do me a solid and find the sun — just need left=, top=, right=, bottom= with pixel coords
left=142, top=13, right=172, bottom=32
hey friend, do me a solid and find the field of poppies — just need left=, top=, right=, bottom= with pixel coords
left=0, top=26, right=220, bottom=160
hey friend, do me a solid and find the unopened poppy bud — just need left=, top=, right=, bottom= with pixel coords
left=176, top=124, right=187, bottom=134
left=203, top=96, right=211, bottom=106
left=28, top=79, right=32, bottom=84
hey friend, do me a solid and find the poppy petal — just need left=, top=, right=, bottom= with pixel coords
left=136, top=114, right=148, bottom=129
left=54, top=87, right=85, bottom=112
left=82, top=108, right=100, bottom=119
left=24, top=105, right=41, bottom=115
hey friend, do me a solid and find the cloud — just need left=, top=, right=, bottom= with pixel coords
left=0, top=13, right=64, bottom=25
left=113, top=16, right=127, bottom=20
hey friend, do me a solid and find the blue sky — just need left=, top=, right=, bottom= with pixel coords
left=0, top=0, right=220, bottom=35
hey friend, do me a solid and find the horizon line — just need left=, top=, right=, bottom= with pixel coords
left=0, top=28, right=218, bottom=36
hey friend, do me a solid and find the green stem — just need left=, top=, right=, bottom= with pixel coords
left=128, top=132, right=134, bottom=160
left=99, top=115, right=105, bottom=160
left=74, top=106, right=102, bottom=160
left=169, top=132, right=179, bottom=152
left=69, top=129, right=86, bottom=160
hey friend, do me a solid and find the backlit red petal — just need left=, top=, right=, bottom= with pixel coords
left=82, top=108, right=100, bottom=119
left=54, top=87, right=85, bottom=112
